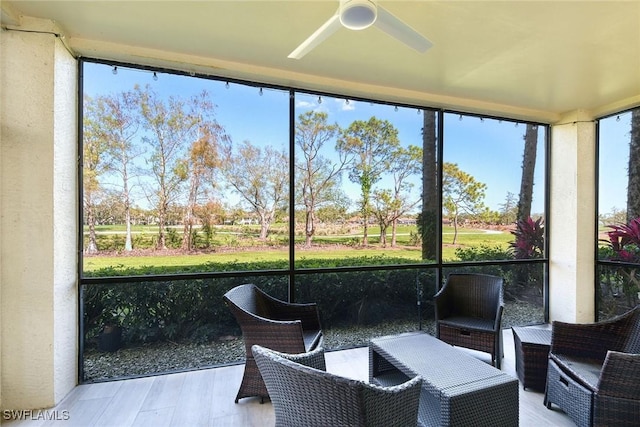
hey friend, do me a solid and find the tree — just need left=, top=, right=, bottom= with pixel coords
left=195, top=200, right=226, bottom=247
left=337, top=117, right=400, bottom=245
left=420, top=110, right=438, bottom=260
left=101, top=90, right=143, bottom=251
left=600, top=206, right=627, bottom=227
left=387, top=145, right=422, bottom=246
left=372, top=189, right=396, bottom=246
left=93, top=191, right=126, bottom=225
left=221, top=140, right=288, bottom=239
left=443, top=162, right=487, bottom=244
left=315, top=197, right=351, bottom=223
left=517, top=124, right=538, bottom=222
left=83, top=95, right=112, bottom=254
left=295, top=111, right=349, bottom=247
left=180, top=124, right=226, bottom=251
left=499, top=191, right=518, bottom=225
left=136, top=86, right=213, bottom=249
left=627, top=108, right=640, bottom=220
left=479, top=207, right=501, bottom=225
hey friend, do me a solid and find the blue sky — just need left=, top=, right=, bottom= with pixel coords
left=85, top=61, right=637, bottom=218
left=598, top=113, right=631, bottom=216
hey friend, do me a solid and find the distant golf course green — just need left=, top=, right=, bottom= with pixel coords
left=83, top=224, right=513, bottom=272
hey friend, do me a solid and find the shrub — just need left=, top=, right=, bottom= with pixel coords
left=455, top=244, right=512, bottom=261
left=83, top=257, right=430, bottom=348
left=602, top=217, right=640, bottom=262
left=510, top=217, right=544, bottom=259
left=598, top=217, right=640, bottom=313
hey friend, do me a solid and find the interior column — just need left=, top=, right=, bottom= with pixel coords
left=548, top=110, right=596, bottom=323
left=1, top=21, right=78, bottom=410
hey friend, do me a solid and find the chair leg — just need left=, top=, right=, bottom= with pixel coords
left=543, top=392, right=551, bottom=409
left=234, top=356, right=269, bottom=403
left=543, top=375, right=552, bottom=408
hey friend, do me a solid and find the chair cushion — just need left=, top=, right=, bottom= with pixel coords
left=550, top=353, right=602, bottom=391
left=439, top=316, right=496, bottom=332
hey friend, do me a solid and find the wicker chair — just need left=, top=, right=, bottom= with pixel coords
left=252, top=344, right=423, bottom=427
left=544, top=305, right=640, bottom=427
left=434, top=273, right=505, bottom=368
left=223, top=284, right=323, bottom=403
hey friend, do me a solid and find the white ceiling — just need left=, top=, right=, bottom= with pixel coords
left=3, top=0, right=640, bottom=122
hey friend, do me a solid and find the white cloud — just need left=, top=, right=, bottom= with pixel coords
left=296, top=100, right=315, bottom=109
left=296, top=99, right=329, bottom=114
left=337, top=99, right=355, bottom=111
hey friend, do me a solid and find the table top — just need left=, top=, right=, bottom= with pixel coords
left=512, top=326, right=552, bottom=346
left=370, top=332, right=510, bottom=390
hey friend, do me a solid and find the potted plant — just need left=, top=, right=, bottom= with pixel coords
left=98, top=323, right=122, bottom=352
left=97, top=314, right=123, bottom=352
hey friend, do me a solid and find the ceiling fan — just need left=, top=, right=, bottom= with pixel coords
left=288, top=0, right=433, bottom=59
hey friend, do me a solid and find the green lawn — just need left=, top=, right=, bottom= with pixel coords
left=83, top=225, right=513, bottom=272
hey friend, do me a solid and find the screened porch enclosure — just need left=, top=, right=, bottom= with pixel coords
left=80, top=60, right=551, bottom=382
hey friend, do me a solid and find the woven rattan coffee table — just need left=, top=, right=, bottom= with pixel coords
left=370, top=332, right=518, bottom=427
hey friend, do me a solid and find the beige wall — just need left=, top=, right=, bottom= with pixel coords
left=548, top=111, right=596, bottom=323
left=0, top=27, right=77, bottom=409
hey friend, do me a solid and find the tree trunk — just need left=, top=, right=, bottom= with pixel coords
left=157, top=218, right=166, bottom=249
left=362, top=217, right=369, bottom=246
left=361, top=191, right=370, bottom=246
left=182, top=173, right=199, bottom=251
left=517, top=124, right=538, bottom=222
left=181, top=217, right=193, bottom=251
left=421, top=111, right=438, bottom=260
left=452, top=214, right=459, bottom=245
left=391, top=218, right=398, bottom=247
left=157, top=197, right=167, bottom=250
left=123, top=168, right=133, bottom=251
left=259, top=212, right=270, bottom=240
left=124, top=209, right=132, bottom=251
left=304, top=209, right=314, bottom=248
left=86, top=203, right=99, bottom=254
left=627, top=108, right=640, bottom=220
left=515, top=124, right=538, bottom=284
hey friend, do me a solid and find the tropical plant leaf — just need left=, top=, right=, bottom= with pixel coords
left=509, top=217, right=544, bottom=259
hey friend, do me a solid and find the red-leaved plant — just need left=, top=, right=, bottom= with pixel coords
left=510, top=217, right=544, bottom=259
left=603, top=217, right=640, bottom=262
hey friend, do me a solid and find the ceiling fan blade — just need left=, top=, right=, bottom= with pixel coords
left=288, top=13, right=342, bottom=59
left=374, top=5, right=432, bottom=53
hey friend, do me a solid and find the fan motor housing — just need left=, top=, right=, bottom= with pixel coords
left=340, top=0, right=377, bottom=30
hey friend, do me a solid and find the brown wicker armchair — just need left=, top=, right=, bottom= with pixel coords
left=252, top=344, right=423, bottom=427
left=544, top=305, right=640, bottom=427
left=434, top=273, right=505, bottom=368
left=223, top=284, right=323, bottom=403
